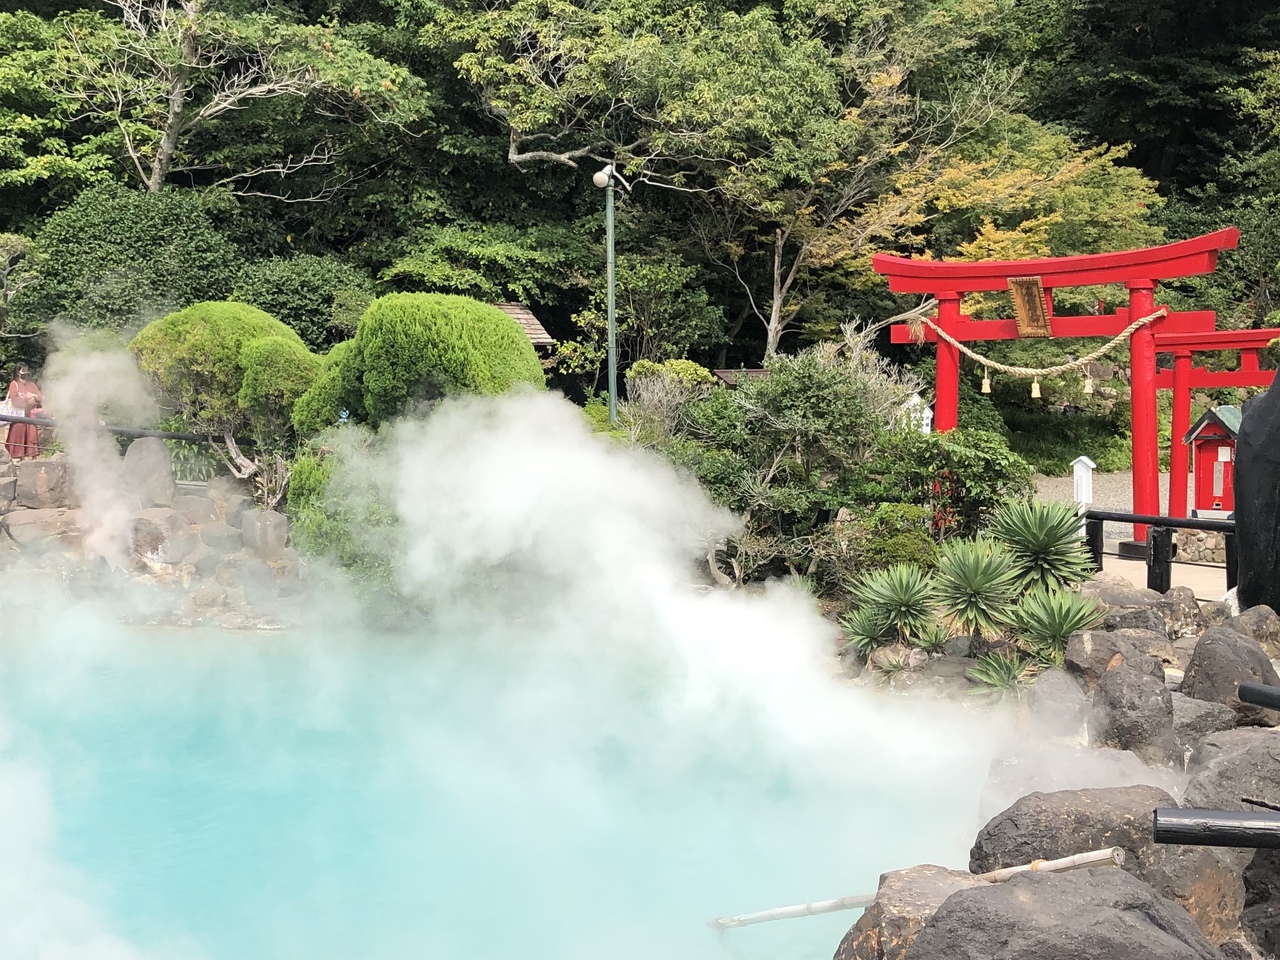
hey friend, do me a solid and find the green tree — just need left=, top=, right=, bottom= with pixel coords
left=335, top=292, right=545, bottom=425
left=232, top=254, right=375, bottom=350
left=13, top=182, right=243, bottom=329
left=130, top=299, right=320, bottom=504
left=557, top=251, right=724, bottom=386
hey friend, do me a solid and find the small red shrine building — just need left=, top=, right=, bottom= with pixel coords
left=1184, top=406, right=1241, bottom=518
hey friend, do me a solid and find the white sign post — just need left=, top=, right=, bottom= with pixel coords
left=1072, top=455, right=1097, bottom=536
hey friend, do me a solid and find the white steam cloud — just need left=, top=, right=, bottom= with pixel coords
left=0, top=387, right=1184, bottom=960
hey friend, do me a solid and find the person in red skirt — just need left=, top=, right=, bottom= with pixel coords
left=4, top=363, right=43, bottom=459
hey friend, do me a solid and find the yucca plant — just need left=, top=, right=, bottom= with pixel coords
left=989, top=500, right=1094, bottom=591
left=911, top=619, right=952, bottom=655
left=851, top=563, right=936, bottom=644
left=933, top=538, right=1019, bottom=641
left=839, top=606, right=894, bottom=658
left=1015, top=587, right=1103, bottom=666
left=878, top=656, right=908, bottom=678
left=966, top=652, right=1038, bottom=700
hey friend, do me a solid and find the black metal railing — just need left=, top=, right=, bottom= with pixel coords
left=0, top=412, right=252, bottom=446
left=1083, top=509, right=1236, bottom=593
left=1154, top=682, right=1280, bottom=850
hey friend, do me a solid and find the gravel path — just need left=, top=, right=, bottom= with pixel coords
left=1035, top=470, right=1187, bottom=541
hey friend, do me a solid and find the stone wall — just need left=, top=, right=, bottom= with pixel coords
left=0, top=440, right=301, bottom=624
left=1176, top=529, right=1228, bottom=564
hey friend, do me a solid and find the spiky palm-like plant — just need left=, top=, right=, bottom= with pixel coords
left=852, top=563, right=936, bottom=645
left=966, top=652, right=1038, bottom=700
left=839, top=606, right=894, bottom=659
left=933, top=538, right=1019, bottom=641
left=990, top=500, right=1094, bottom=592
left=1015, top=587, right=1103, bottom=666
left=911, top=619, right=952, bottom=655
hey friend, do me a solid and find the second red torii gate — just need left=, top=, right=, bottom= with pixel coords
left=872, top=228, right=1241, bottom=542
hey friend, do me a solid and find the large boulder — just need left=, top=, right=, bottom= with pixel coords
left=1026, top=669, right=1090, bottom=738
left=1080, top=577, right=1162, bottom=609
left=172, top=494, right=218, bottom=525
left=1089, top=665, right=1178, bottom=765
left=15, top=455, right=74, bottom=509
left=1202, top=602, right=1235, bottom=630
left=222, top=493, right=251, bottom=530
left=970, top=786, right=1243, bottom=943
left=0, top=507, right=79, bottom=549
left=240, top=508, right=289, bottom=562
left=1227, top=607, right=1280, bottom=659
left=122, top=438, right=175, bottom=508
left=902, top=868, right=1225, bottom=960
left=1181, top=627, right=1280, bottom=727
left=1171, top=693, right=1239, bottom=759
left=1184, top=729, right=1280, bottom=872
left=0, top=475, right=15, bottom=511
left=1104, top=606, right=1168, bottom=636
left=1159, top=587, right=1208, bottom=646
left=1243, top=849, right=1280, bottom=957
left=0, top=446, right=13, bottom=478
left=199, top=521, right=243, bottom=553
left=1065, top=630, right=1165, bottom=691
left=834, top=865, right=989, bottom=960
left=1108, top=628, right=1176, bottom=666
left=131, top=508, right=198, bottom=565
left=1235, top=379, right=1280, bottom=614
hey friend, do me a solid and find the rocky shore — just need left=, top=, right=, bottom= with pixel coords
left=0, top=439, right=303, bottom=628
left=835, top=576, right=1280, bottom=960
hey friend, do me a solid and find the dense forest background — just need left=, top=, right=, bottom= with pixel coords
left=3, top=0, right=1280, bottom=451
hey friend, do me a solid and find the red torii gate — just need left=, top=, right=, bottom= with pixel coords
left=872, top=228, right=1241, bottom=543
left=1155, top=328, right=1277, bottom=518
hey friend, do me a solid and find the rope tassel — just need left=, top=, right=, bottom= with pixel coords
left=981, top=368, right=991, bottom=394
left=1031, top=377, right=1041, bottom=399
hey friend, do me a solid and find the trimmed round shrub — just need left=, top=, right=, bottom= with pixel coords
left=344, top=293, right=545, bottom=425
left=231, top=255, right=375, bottom=351
left=130, top=301, right=319, bottom=437
left=14, top=184, right=243, bottom=329
left=292, top=341, right=355, bottom=438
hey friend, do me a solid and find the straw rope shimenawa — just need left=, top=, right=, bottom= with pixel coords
left=905, top=305, right=1170, bottom=380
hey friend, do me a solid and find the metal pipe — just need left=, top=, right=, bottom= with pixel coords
left=0, top=412, right=251, bottom=446
left=1084, top=509, right=1235, bottom=533
left=1153, top=808, right=1280, bottom=849
left=1238, top=682, right=1280, bottom=712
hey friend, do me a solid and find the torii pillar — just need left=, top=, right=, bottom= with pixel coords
left=873, top=229, right=1240, bottom=544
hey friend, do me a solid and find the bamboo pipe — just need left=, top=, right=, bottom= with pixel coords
left=707, top=847, right=1125, bottom=930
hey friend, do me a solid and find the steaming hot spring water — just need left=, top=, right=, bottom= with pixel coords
left=0, top=394, right=1166, bottom=960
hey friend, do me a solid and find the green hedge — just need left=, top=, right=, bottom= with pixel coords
left=14, top=184, right=242, bottom=329
left=231, top=255, right=375, bottom=351
left=130, top=301, right=318, bottom=438
left=341, top=292, right=545, bottom=425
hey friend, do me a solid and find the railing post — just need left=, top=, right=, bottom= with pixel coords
left=1226, top=531, right=1238, bottom=591
left=1085, top=517, right=1105, bottom=573
left=1147, top=526, right=1175, bottom=593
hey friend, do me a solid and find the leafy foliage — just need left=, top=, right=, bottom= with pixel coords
left=231, top=255, right=375, bottom=351
left=966, top=653, right=1036, bottom=698
left=839, top=605, right=894, bottom=659
left=337, top=292, right=545, bottom=425
left=13, top=184, right=242, bottom=329
left=129, top=300, right=318, bottom=441
left=292, top=341, right=354, bottom=438
left=989, top=499, right=1094, bottom=592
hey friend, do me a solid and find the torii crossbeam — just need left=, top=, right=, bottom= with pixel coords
left=872, top=228, right=1242, bottom=543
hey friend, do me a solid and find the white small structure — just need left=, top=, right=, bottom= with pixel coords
left=901, top=394, right=933, bottom=434
left=1072, top=455, right=1097, bottom=507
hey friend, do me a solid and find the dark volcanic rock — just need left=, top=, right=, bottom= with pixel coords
left=122, top=437, right=175, bottom=508
left=1181, top=627, right=1280, bottom=727
left=241, top=508, right=289, bottom=561
left=173, top=494, right=218, bottom=525
left=16, top=455, right=74, bottom=509
left=970, top=786, right=1243, bottom=943
left=1243, top=849, right=1280, bottom=957
left=1065, top=630, right=1165, bottom=691
left=1227, top=607, right=1280, bottom=659
left=902, top=869, right=1225, bottom=960
left=1159, top=587, right=1207, bottom=645
left=131, top=508, right=197, bottom=565
left=1081, top=578, right=1162, bottom=609
left=1184, top=728, right=1280, bottom=872
left=1108, top=627, right=1176, bottom=666
left=1089, top=665, right=1177, bottom=765
left=1171, top=693, right=1238, bottom=758
left=1026, top=669, right=1089, bottom=737
left=833, top=865, right=988, bottom=960
left=1104, top=606, right=1168, bottom=636
left=1202, top=602, right=1234, bottom=629
left=1236, top=379, right=1280, bottom=614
